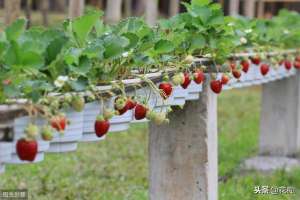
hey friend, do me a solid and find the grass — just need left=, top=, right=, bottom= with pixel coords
left=1, top=87, right=300, bottom=199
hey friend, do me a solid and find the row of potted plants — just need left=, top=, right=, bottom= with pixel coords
left=1, top=0, right=300, bottom=171
left=0, top=57, right=298, bottom=172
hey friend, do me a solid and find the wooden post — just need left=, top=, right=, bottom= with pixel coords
left=105, top=0, right=122, bottom=24
left=260, top=72, right=300, bottom=157
left=244, top=0, right=255, bottom=18
left=4, top=0, right=21, bottom=25
left=149, top=80, right=218, bottom=200
left=68, top=0, right=85, bottom=19
left=146, top=0, right=158, bottom=26
left=229, top=0, right=240, bottom=16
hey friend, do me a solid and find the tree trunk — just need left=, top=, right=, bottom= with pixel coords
left=124, top=0, right=132, bottom=17
left=135, top=0, right=145, bottom=16
left=40, top=0, right=49, bottom=26
left=169, top=0, right=179, bottom=17
left=68, top=0, right=85, bottom=19
left=229, top=0, right=239, bottom=16
left=4, top=0, right=21, bottom=25
left=146, top=0, right=158, bottom=26
left=244, top=0, right=255, bottom=18
left=54, top=0, right=66, bottom=12
left=105, top=0, right=122, bottom=24
left=25, top=0, right=32, bottom=28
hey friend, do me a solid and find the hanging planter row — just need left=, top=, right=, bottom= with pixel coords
left=1, top=54, right=299, bottom=173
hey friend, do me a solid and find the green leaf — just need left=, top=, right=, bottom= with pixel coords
left=122, top=32, right=139, bottom=50
left=69, top=57, right=92, bottom=76
left=46, top=36, right=67, bottom=65
left=190, top=34, right=206, bottom=51
left=72, top=11, right=101, bottom=44
left=64, top=48, right=82, bottom=65
left=5, top=19, right=26, bottom=41
left=191, top=0, right=211, bottom=6
left=21, top=51, right=44, bottom=69
left=82, top=42, right=104, bottom=59
left=154, top=40, right=175, bottom=54
left=104, top=36, right=129, bottom=59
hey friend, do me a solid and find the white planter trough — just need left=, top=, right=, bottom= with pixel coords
left=185, top=81, right=202, bottom=100
left=81, top=102, right=106, bottom=142
left=0, top=142, right=13, bottom=173
left=109, top=109, right=133, bottom=132
left=47, top=110, right=83, bottom=153
left=8, top=116, right=49, bottom=164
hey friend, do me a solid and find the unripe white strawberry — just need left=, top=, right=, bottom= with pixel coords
left=25, top=124, right=39, bottom=139
left=153, top=112, right=168, bottom=125
left=103, top=109, right=114, bottom=120
left=184, top=55, right=194, bottom=64
left=172, top=73, right=185, bottom=86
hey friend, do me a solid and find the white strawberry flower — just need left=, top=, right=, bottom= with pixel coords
left=54, top=76, right=69, bottom=88
left=245, top=29, right=253, bottom=34
left=122, top=52, right=129, bottom=58
left=240, top=37, right=247, bottom=44
left=228, top=22, right=235, bottom=27
left=283, top=30, right=290, bottom=35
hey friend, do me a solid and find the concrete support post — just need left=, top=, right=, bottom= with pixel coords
left=260, top=72, right=300, bottom=157
left=149, top=81, right=218, bottom=200
left=243, top=72, right=300, bottom=172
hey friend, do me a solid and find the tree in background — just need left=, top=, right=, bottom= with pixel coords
left=105, top=0, right=122, bottom=24
left=169, top=0, right=180, bottom=16
left=4, top=0, right=21, bottom=25
left=69, top=0, right=85, bottom=18
left=40, top=0, right=49, bottom=26
left=146, top=0, right=158, bottom=26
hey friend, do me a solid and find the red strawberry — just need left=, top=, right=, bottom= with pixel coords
left=114, top=96, right=128, bottom=115
left=251, top=56, right=261, bottom=65
left=284, top=60, right=292, bottom=70
left=294, top=61, right=300, bottom=69
left=232, top=69, right=241, bottom=79
left=51, top=115, right=67, bottom=132
left=94, top=115, right=110, bottom=137
left=295, top=55, right=300, bottom=62
left=241, top=60, right=250, bottom=73
left=16, top=139, right=38, bottom=162
left=193, top=70, right=205, bottom=84
left=221, top=74, right=230, bottom=85
left=260, top=64, right=270, bottom=76
left=181, top=73, right=191, bottom=89
left=134, top=104, right=148, bottom=120
left=210, top=80, right=222, bottom=94
left=159, top=82, right=173, bottom=99
left=126, top=98, right=137, bottom=110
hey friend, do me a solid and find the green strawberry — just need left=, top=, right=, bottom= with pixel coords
left=72, top=96, right=85, bottom=112
left=41, top=125, right=54, bottom=141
